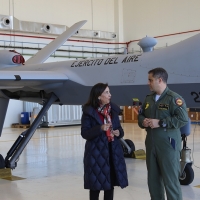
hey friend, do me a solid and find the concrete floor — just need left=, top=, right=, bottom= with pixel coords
left=0, top=123, right=200, bottom=200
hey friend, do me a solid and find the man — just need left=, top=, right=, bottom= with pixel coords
left=138, top=67, right=188, bottom=200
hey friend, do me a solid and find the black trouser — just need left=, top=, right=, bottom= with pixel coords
left=90, top=188, right=114, bottom=200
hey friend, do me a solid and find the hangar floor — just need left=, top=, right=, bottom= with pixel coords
left=0, top=123, right=200, bottom=200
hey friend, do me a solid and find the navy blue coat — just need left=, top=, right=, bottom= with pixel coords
left=81, top=102, right=128, bottom=190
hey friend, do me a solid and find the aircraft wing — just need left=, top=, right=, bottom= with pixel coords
left=0, top=71, right=68, bottom=89
left=25, top=20, right=87, bottom=65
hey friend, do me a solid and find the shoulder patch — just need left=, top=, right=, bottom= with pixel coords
left=175, top=98, right=183, bottom=106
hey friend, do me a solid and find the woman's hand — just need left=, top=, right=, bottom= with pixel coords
left=101, top=123, right=112, bottom=131
left=112, top=129, right=120, bottom=137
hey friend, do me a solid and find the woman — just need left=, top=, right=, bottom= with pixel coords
left=81, top=83, right=128, bottom=200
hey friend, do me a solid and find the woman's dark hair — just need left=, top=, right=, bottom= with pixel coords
left=84, top=83, right=108, bottom=108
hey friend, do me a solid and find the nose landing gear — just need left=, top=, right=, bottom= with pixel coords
left=179, top=134, right=194, bottom=185
left=120, top=138, right=135, bottom=158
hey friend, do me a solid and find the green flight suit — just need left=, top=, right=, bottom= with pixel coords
left=138, top=87, right=188, bottom=200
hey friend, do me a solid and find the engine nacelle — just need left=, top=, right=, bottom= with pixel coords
left=0, top=50, right=25, bottom=68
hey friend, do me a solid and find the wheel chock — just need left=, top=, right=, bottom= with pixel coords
left=0, top=168, right=25, bottom=181
left=132, top=149, right=146, bottom=160
left=0, top=168, right=12, bottom=178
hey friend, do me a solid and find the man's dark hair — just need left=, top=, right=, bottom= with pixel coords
left=148, top=67, right=168, bottom=83
left=84, top=83, right=108, bottom=108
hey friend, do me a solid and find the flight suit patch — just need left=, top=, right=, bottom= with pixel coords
left=158, top=104, right=169, bottom=110
left=145, top=103, right=149, bottom=109
left=175, top=98, right=183, bottom=106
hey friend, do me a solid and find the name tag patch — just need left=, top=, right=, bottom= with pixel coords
left=159, top=104, right=169, bottom=110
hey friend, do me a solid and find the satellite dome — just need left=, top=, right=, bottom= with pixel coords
left=138, top=36, right=157, bottom=52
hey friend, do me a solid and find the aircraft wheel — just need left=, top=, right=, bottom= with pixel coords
left=0, top=154, right=5, bottom=169
left=179, top=164, right=194, bottom=185
left=122, top=139, right=135, bottom=158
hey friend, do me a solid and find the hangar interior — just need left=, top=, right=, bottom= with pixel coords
left=0, top=0, right=200, bottom=199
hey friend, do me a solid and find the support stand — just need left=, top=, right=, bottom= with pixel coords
left=4, top=93, right=58, bottom=169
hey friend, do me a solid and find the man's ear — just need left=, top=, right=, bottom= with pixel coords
left=158, top=77, right=162, bottom=83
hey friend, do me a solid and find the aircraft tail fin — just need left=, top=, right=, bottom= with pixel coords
left=25, top=20, right=87, bottom=65
left=0, top=98, right=9, bottom=137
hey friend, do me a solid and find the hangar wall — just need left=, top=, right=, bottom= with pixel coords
left=123, top=0, right=200, bottom=52
left=0, top=0, right=115, bottom=32
left=4, top=100, right=23, bottom=128
left=1, top=0, right=200, bottom=59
